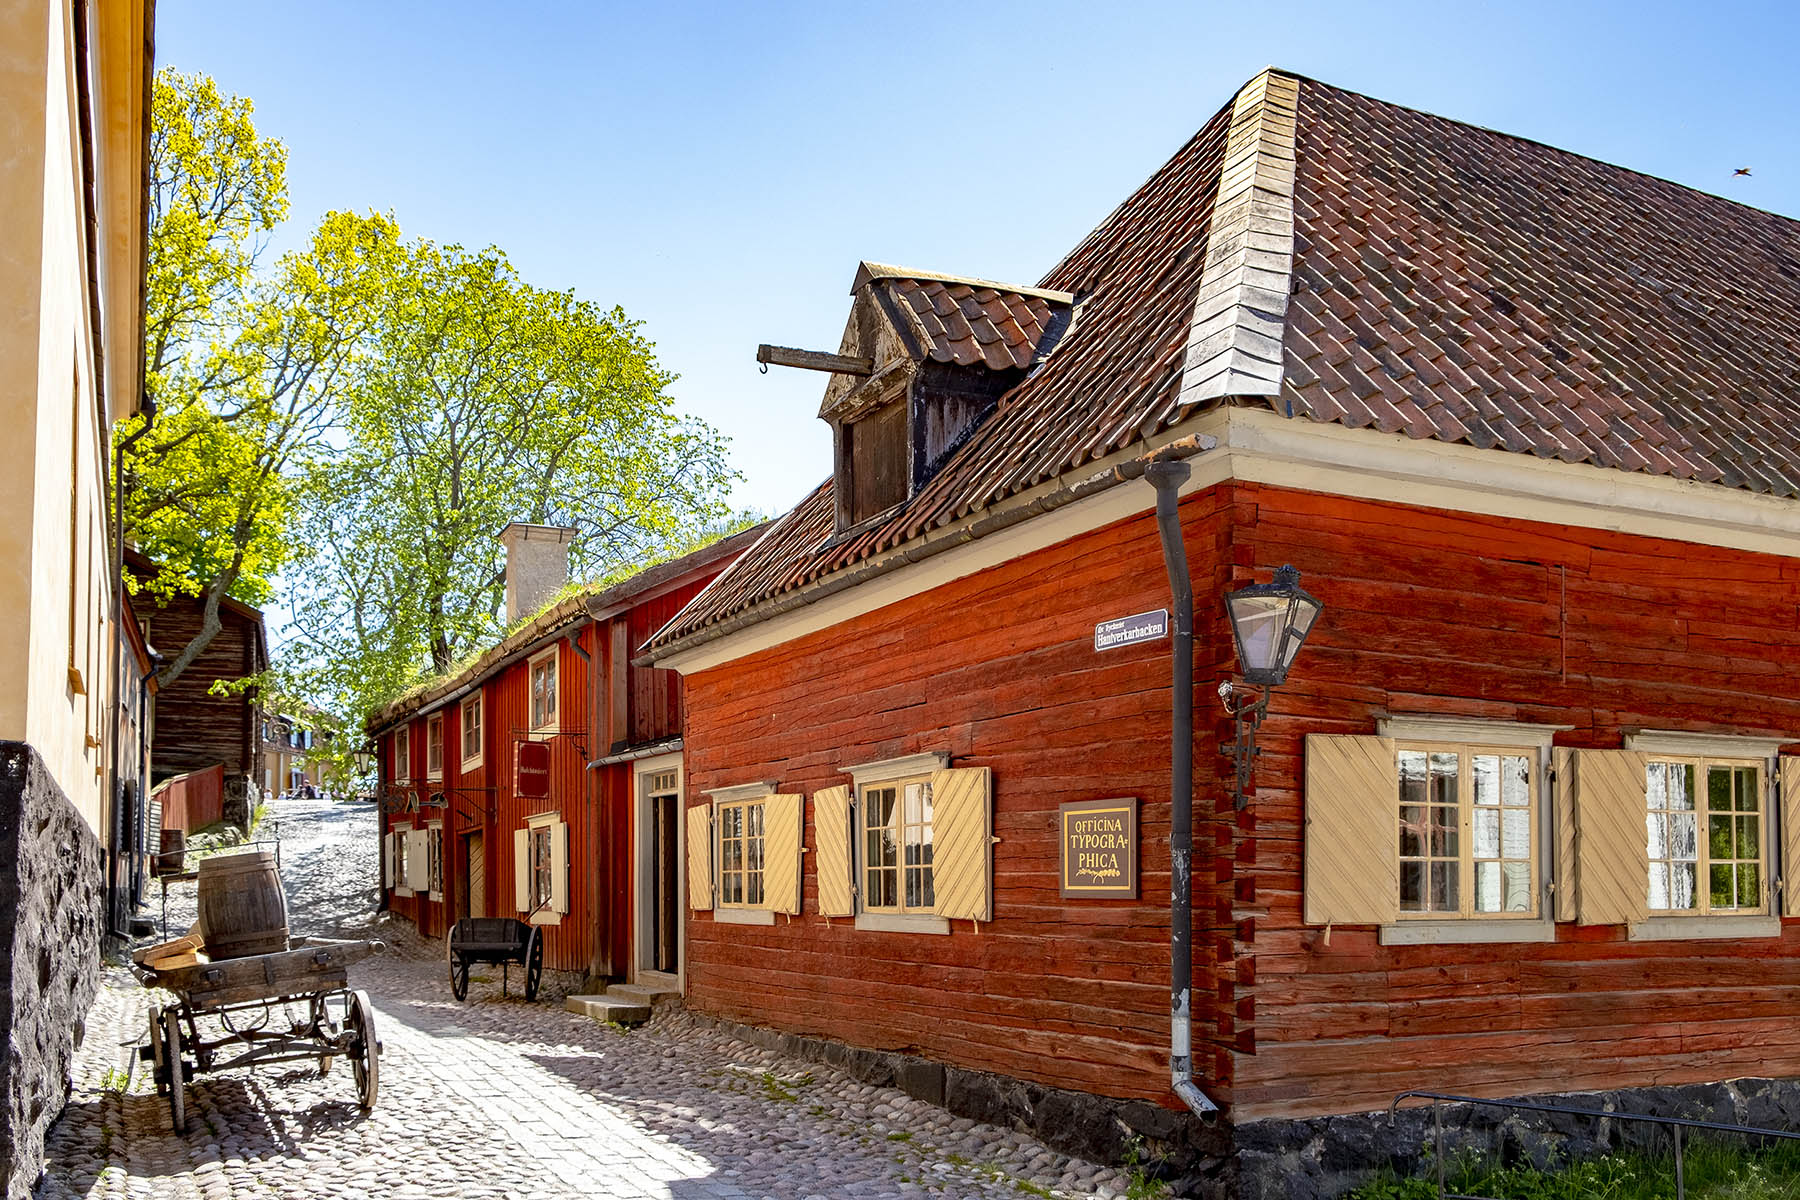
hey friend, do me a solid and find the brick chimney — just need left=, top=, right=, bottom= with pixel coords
left=501, top=523, right=577, bottom=625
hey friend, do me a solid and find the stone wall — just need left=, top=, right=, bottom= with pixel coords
left=1236, top=1077, right=1800, bottom=1199
left=0, top=742, right=102, bottom=1200
left=690, top=1011, right=1236, bottom=1198
left=222, top=773, right=254, bottom=834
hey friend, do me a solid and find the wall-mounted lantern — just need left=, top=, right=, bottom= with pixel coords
left=1220, top=564, right=1321, bottom=809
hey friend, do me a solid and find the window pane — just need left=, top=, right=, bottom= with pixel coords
left=1473, top=755, right=1499, bottom=806
left=1708, top=767, right=1733, bottom=813
left=881, top=827, right=897, bottom=868
left=1710, top=863, right=1734, bottom=909
left=1648, top=762, right=1668, bottom=812
left=1670, top=765, right=1695, bottom=811
left=1735, top=767, right=1759, bottom=813
left=1649, top=862, right=1669, bottom=910
left=1647, top=812, right=1668, bottom=860
left=1399, top=751, right=1427, bottom=806
left=1400, top=862, right=1425, bottom=911
left=1737, top=863, right=1761, bottom=908
left=748, top=836, right=762, bottom=873
left=1502, top=862, right=1531, bottom=913
left=1501, top=756, right=1530, bottom=807
left=1737, top=815, right=1759, bottom=860
left=1475, top=861, right=1500, bottom=912
left=1473, top=809, right=1499, bottom=858
left=1501, top=808, right=1530, bottom=859
left=1670, top=861, right=1697, bottom=909
left=904, top=782, right=924, bottom=827
left=1429, top=753, right=1458, bottom=805
left=1670, top=813, right=1698, bottom=861
left=1399, top=806, right=1426, bottom=857
left=1430, top=862, right=1458, bottom=912
left=879, top=869, right=897, bottom=908
left=748, top=875, right=762, bottom=906
left=1430, top=807, right=1458, bottom=857
left=1708, top=814, right=1732, bottom=862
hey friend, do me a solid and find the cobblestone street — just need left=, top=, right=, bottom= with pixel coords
left=39, top=798, right=1138, bottom=1200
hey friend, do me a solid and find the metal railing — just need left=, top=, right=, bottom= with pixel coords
left=1390, top=1089, right=1800, bottom=1200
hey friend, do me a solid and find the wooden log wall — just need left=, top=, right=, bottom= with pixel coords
left=1229, top=482, right=1800, bottom=1121
left=148, top=600, right=263, bottom=782
left=680, top=491, right=1238, bottom=1106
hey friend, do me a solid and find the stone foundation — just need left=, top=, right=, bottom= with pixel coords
left=0, top=742, right=102, bottom=1200
left=690, top=1012, right=1236, bottom=1196
left=1235, top=1077, right=1800, bottom=1199
left=222, top=773, right=253, bottom=834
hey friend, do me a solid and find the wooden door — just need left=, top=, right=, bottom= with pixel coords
left=654, top=793, right=679, bottom=973
left=464, top=832, right=485, bottom=919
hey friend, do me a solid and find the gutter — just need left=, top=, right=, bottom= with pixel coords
left=586, top=737, right=681, bottom=770
left=639, top=428, right=1219, bottom=668
left=1147, top=456, right=1219, bottom=1118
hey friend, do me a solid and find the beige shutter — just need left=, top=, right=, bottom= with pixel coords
left=406, top=829, right=430, bottom=892
left=762, top=794, right=804, bottom=914
left=931, top=767, right=994, bottom=922
left=513, top=827, right=530, bottom=912
left=686, top=803, right=714, bottom=911
left=1552, top=748, right=1577, bottom=922
left=1569, top=749, right=1649, bottom=926
left=1302, top=735, right=1398, bottom=926
left=549, top=821, right=569, bottom=914
left=813, top=785, right=854, bottom=917
left=383, top=831, right=395, bottom=890
left=1782, top=757, right=1800, bottom=917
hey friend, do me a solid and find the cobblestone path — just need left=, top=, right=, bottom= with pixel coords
left=39, top=797, right=1140, bottom=1199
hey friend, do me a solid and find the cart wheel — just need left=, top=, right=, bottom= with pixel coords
left=147, top=1004, right=167, bottom=1096
left=163, top=1009, right=187, bottom=1135
left=450, top=955, right=469, bottom=1001
left=347, top=989, right=379, bottom=1113
left=523, top=927, right=543, bottom=1003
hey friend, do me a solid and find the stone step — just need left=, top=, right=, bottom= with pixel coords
left=604, top=981, right=679, bottom=1005
left=564, top=994, right=652, bottom=1026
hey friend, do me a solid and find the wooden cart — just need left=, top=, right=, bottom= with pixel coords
left=445, top=918, right=542, bottom=1002
left=135, top=936, right=385, bottom=1134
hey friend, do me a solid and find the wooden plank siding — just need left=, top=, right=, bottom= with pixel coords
left=144, top=596, right=266, bottom=784
left=679, top=489, right=1239, bottom=1107
left=678, top=478, right=1800, bottom=1121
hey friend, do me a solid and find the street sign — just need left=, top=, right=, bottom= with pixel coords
left=1094, top=608, right=1169, bottom=652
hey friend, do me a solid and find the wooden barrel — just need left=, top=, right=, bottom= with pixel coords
left=196, top=849, right=289, bottom=959
left=155, top=828, right=185, bottom=876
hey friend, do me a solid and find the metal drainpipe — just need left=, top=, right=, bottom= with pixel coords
left=1146, top=458, right=1219, bottom=1119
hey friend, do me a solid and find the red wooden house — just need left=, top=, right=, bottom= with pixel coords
left=367, top=523, right=763, bottom=982
left=642, top=70, right=1800, bottom=1196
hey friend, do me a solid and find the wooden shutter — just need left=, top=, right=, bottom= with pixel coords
left=382, top=831, right=395, bottom=890
left=763, top=794, right=804, bottom=914
left=549, top=821, right=569, bottom=914
left=931, top=767, right=994, bottom=922
left=513, top=827, right=530, bottom=912
left=686, top=803, right=714, bottom=911
left=406, top=829, right=430, bottom=892
left=1552, top=747, right=1577, bottom=922
left=1782, top=757, right=1800, bottom=917
left=1302, top=735, right=1398, bottom=926
left=813, top=785, right=854, bottom=917
left=1569, top=749, right=1649, bottom=926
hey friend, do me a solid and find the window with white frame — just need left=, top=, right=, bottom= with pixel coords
left=529, top=823, right=553, bottom=911
left=529, top=648, right=558, bottom=734
left=392, top=823, right=413, bottom=897
left=426, top=713, right=444, bottom=780
left=1396, top=743, right=1538, bottom=919
left=1646, top=757, right=1766, bottom=915
left=461, top=692, right=483, bottom=768
left=717, top=795, right=765, bottom=907
left=863, top=777, right=935, bottom=912
left=393, top=725, right=411, bottom=782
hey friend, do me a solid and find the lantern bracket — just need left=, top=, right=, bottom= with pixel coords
left=1218, top=679, right=1269, bottom=811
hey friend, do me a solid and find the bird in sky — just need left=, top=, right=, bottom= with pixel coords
left=1734, top=167, right=1753, bottom=176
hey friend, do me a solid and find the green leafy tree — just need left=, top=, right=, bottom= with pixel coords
left=277, top=237, right=737, bottom=722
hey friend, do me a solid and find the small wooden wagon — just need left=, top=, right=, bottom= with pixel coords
left=445, top=917, right=543, bottom=1002
left=135, top=936, right=385, bottom=1134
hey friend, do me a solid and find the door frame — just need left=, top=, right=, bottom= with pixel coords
left=630, top=752, right=685, bottom=991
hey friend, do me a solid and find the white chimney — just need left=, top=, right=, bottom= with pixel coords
left=501, top=523, right=577, bottom=625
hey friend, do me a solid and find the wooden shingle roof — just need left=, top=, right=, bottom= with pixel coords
left=647, top=70, right=1800, bottom=657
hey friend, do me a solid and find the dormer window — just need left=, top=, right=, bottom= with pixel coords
left=842, top=396, right=909, bottom=525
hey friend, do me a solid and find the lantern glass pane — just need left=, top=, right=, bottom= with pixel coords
left=1229, top=593, right=1288, bottom=672
left=1277, top=596, right=1322, bottom=671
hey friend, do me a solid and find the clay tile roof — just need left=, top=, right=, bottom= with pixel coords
left=647, top=70, right=1800, bottom=657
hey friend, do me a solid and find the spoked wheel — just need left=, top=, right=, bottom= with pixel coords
left=147, top=1004, right=167, bottom=1096
left=450, top=955, right=470, bottom=1001
left=346, top=989, right=379, bottom=1113
left=163, top=1009, right=187, bottom=1134
left=522, top=927, right=543, bottom=1003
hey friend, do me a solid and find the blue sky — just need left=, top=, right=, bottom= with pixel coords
left=161, top=0, right=1798, bottom=521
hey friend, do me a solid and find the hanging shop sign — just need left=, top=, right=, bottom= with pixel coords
left=516, top=740, right=551, bottom=799
left=1059, top=797, right=1138, bottom=899
left=1094, top=609, right=1168, bottom=652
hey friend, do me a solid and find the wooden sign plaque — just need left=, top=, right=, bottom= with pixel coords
left=1058, top=797, right=1138, bottom=899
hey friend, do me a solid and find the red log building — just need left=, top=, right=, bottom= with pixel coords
left=367, top=524, right=762, bottom=980
left=641, top=69, right=1800, bottom=1194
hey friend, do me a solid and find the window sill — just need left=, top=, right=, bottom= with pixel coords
left=1628, top=915, right=1780, bottom=941
left=461, top=760, right=483, bottom=772
left=714, top=908, right=775, bottom=926
left=855, top=912, right=950, bottom=935
left=529, top=910, right=562, bottom=926
left=394, top=887, right=413, bottom=899
left=1379, top=918, right=1556, bottom=946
